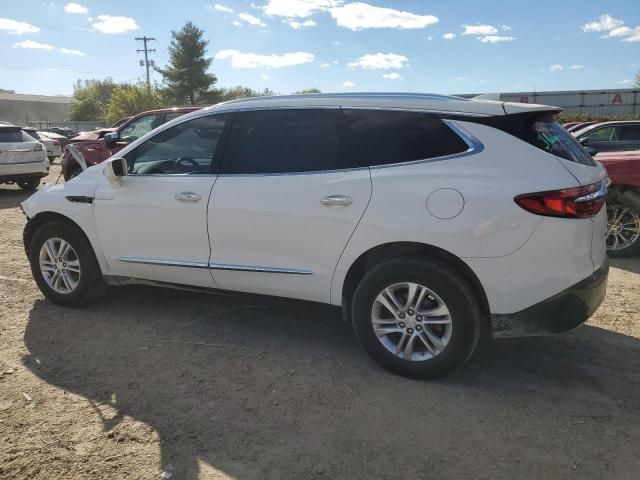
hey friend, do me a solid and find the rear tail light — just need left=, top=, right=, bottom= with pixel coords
left=33, top=143, right=43, bottom=152
left=515, top=178, right=609, bottom=219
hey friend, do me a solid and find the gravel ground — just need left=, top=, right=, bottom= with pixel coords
left=1, top=163, right=639, bottom=480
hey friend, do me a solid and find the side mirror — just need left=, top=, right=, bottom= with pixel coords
left=104, top=132, right=119, bottom=145
left=104, top=157, right=128, bottom=187
left=578, top=137, right=589, bottom=145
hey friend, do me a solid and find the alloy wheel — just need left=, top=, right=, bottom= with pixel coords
left=371, top=282, right=452, bottom=361
left=606, top=204, right=640, bottom=252
left=39, top=237, right=81, bottom=294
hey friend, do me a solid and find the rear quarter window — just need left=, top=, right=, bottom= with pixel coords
left=524, top=116, right=597, bottom=166
left=0, top=129, right=25, bottom=143
left=342, top=109, right=469, bottom=167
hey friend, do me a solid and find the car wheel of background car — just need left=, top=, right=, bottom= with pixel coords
left=606, top=202, right=640, bottom=258
left=28, top=220, right=107, bottom=306
left=17, top=178, right=40, bottom=191
left=351, top=256, right=483, bottom=379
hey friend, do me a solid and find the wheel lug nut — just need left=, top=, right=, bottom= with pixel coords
left=408, top=309, right=414, bottom=315
left=399, top=322, right=405, bottom=328
left=398, top=313, right=406, bottom=319
left=416, top=325, right=422, bottom=331
left=407, top=328, right=414, bottom=334
left=416, top=316, right=423, bottom=321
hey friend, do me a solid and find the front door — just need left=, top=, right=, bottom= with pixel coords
left=208, top=108, right=371, bottom=303
left=94, top=113, right=233, bottom=287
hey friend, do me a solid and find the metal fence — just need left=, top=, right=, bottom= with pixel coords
left=25, top=120, right=108, bottom=132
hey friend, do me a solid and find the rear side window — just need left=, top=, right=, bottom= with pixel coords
left=0, top=129, right=23, bottom=143
left=620, top=125, right=640, bottom=141
left=222, top=109, right=360, bottom=174
left=342, top=109, right=469, bottom=167
left=524, top=116, right=596, bottom=166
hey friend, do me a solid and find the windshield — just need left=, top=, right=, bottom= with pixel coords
left=524, top=115, right=596, bottom=166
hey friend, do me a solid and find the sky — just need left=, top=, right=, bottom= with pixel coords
left=1, top=0, right=639, bottom=97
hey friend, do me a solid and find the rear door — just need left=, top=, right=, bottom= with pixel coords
left=207, top=108, right=371, bottom=303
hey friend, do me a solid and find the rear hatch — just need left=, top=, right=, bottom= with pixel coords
left=0, top=127, right=43, bottom=165
left=520, top=114, right=608, bottom=270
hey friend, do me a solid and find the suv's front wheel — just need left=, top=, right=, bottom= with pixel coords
left=28, top=220, right=107, bottom=306
left=351, top=257, right=483, bottom=379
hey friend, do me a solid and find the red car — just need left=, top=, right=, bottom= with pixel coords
left=61, top=106, right=201, bottom=180
left=595, top=151, right=640, bottom=257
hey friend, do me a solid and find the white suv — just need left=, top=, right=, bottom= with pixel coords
left=1, top=125, right=50, bottom=190
left=21, top=93, right=609, bottom=378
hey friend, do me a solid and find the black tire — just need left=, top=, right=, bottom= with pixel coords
left=17, top=177, right=40, bottom=191
left=28, top=220, right=107, bottom=306
left=606, top=201, right=640, bottom=258
left=351, top=256, right=483, bottom=379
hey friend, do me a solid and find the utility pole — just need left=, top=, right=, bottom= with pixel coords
left=135, top=36, right=156, bottom=89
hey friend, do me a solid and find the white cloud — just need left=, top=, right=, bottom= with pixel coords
left=568, top=64, right=584, bottom=70
left=60, top=47, right=85, bottom=56
left=549, top=64, right=564, bottom=72
left=382, top=72, right=401, bottom=80
left=232, top=20, right=242, bottom=27
left=462, top=24, right=498, bottom=36
left=443, top=32, right=456, bottom=40
left=330, top=3, right=438, bottom=31
left=214, top=3, right=234, bottom=13
left=264, top=0, right=340, bottom=18
left=238, top=12, right=266, bottom=27
left=214, top=49, right=315, bottom=68
left=92, top=15, right=139, bottom=34
left=261, top=74, right=271, bottom=79
left=582, top=14, right=640, bottom=42
left=64, top=3, right=88, bottom=14
left=582, top=14, right=624, bottom=32
left=343, top=81, right=356, bottom=87
left=0, top=18, right=40, bottom=34
left=618, top=79, right=633, bottom=85
left=289, top=19, right=316, bottom=29
left=13, top=40, right=54, bottom=50
left=347, top=52, right=408, bottom=69
left=501, top=24, right=512, bottom=31
left=479, top=35, right=514, bottom=43
left=320, top=62, right=331, bottom=68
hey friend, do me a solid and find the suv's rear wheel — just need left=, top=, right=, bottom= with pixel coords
left=351, top=257, right=483, bottom=379
left=17, top=177, right=40, bottom=191
left=28, top=221, right=107, bottom=306
left=606, top=202, right=640, bottom=257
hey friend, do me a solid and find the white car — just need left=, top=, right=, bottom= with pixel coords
left=21, top=93, right=609, bottom=378
left=0, top=125, right=49, bottom=190
left=23, top=128, right=61, bottom=163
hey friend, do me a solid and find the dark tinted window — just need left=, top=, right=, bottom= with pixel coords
left=524, top=115, right=596, bottom=166
left=619, top=125, right=640, bottom=141
left=127, top=114, right=230, bottom=175
left=24, top=129, right=42, bottom=140
left=343, top=109, right=469, bottom=167
left=0, top=129, right=23, bottom=143
left=222, top=109, right=360, bottom=174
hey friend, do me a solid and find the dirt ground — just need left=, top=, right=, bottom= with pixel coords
left=1, top=163, right=639, bottom=480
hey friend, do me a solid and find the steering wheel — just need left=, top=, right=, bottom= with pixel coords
left=175, top=157, right=199, bottom=172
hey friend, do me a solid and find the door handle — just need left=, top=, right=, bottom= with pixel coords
left=174, top=192, right=201, bottom=202
left=320, top=195, right=353, bottom=206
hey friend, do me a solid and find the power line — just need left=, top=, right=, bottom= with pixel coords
left=135, top=36, right=156, bottom=88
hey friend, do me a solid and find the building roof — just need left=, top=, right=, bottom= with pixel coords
left=0, top=92, right=73, bottom=104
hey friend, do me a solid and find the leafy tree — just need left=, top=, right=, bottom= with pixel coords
left=106, top=84, right=163, bottom=124
left=294, top=88, right=321, bottom=94
left=69, top=78, right=119, bottom=121
left=199, top=86, right=274, bottom=105
left=0, top=88, right=16, bottom=94
left=636, top=71, right=640, bottom=88
left=157, top=22, right=217, bottom=105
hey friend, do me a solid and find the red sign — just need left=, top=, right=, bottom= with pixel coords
left=520, top=96, right=529, bottom=103
left=612, top=93, right=623, bottom=104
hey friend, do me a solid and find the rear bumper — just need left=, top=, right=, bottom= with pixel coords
left=0, top=159, right=50, bottom=181
left=491, top=259, right=609, bottom=337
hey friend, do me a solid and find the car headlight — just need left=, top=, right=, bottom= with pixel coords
left=33, top=143, right=44, bottom=152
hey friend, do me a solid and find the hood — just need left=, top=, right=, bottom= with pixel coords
left=71, top=128, right=115, bottom=142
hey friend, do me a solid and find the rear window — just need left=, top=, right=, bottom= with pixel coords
left=342, top=109, right=469, bottom=167
left=0, top=129, right=24, bottom=143
left=524, top=116, right=596, bottom=166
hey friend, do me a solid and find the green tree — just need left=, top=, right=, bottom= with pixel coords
left=0, top=88, right=16, bottom=94
left=636, top=71, right=640, bottom=87
left=294, top=88, right=321, bottom=94
left=199, top=86, right=274, bottom=105
left=157, top=22, right=217, bottom=105
left=69, top=78, right=119, bottom=121
left=105, top=84, right=163, bottom=124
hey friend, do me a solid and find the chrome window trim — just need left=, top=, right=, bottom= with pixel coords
left=117, top=257, right=312, bottom=275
